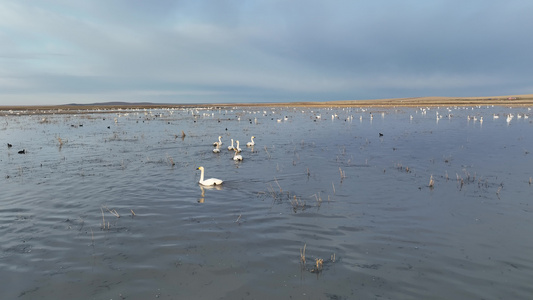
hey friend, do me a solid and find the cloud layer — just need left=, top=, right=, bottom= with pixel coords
left=1, top=0, right=532, bottom=105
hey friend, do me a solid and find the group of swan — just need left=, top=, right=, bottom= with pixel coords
left=200, top=135, right=255, bottom=185
left=213, top=136, right=255, bottom=154
left=227, top=139, right=242, bottom=152
left=214, top=136, right=254, bottom=150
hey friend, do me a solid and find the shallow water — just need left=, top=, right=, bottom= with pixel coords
left=2, top=106, right=533, bottom=299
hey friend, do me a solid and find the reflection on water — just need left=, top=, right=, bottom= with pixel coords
left=1, top=106, right=533, bottom=299
left=198, top=184, right=223, bottom=203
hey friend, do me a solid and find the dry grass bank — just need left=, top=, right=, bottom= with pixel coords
left=2, top=94, right=533, bottom=114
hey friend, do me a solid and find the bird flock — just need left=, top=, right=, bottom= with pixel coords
left=197, top=135, right=256, bottom=186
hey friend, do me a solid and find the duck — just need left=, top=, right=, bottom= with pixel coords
left=227, top=139, right=235, bottom=151
left=235, top=140, right=242, bottom=153
left=246, top=136, right=255, bottom=147
left=196, top=166, right=223, bottom=186
left=18, top=149, right=26, bottom=154
left=233, top=149, right=243, bottom=161
left=213, top=136, right=222, bottom=147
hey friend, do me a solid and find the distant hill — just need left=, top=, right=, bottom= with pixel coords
left=64, top=101, right=157, bottom=106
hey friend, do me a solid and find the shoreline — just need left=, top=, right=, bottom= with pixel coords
left=2, top=94, right=533, bottom=114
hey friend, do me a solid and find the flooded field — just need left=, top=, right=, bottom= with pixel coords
left=2, top=105, right=533, bottom=299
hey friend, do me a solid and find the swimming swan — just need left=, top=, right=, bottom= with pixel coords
left=213, top=144, right=221, bottom=153
left=228, top=139, right=235, bottom=151
left=246, top=136, right=255, bottom=147
left=213, top=136, right=222, bottom=147
left=196, top=166, right=223, bottom=186
left=233, top=149, right=243, bottom=161
left=235, top=140, right=242, bottom=153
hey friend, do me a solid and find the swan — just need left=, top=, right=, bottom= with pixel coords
left=235, top=140, right=242, bottom=153
left=233, top=149, right=243, bottom=161
left=196, top=166, right=223, bottom=186
left=246, top=136, right=255, bottom=147
left=213, top=144, right=221, bottom=153
left=227, top=139, right=235, bottom=151
left=213, top=136, right=222, bottom=147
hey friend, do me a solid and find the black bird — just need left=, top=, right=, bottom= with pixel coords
left=7, top=143, right=12, bottom=148
left=379, top=133, right=384, bottom=137
left=18, top=149, right=26, bottom=154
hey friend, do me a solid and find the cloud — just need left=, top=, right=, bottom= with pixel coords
left=1, top=0, right=532, bottom=105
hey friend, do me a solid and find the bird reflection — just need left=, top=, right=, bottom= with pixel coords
left=198, top=184, right=222, bottom=203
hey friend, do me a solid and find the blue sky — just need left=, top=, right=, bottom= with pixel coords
left=1, top=0, right=532, bottom=105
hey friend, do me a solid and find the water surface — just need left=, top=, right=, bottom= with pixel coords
left=2, top=106, right=533, bottom=299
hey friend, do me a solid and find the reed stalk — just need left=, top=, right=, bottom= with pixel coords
left=100, top=207, right=105, bottom=229
left=274, top=177, right=282, bottom=193
left=104, top=205, right=120, bottom=218
left=264, top=146, right=271, bottom=159
left=339, top=167, right=346, bottom=179
left=315, top=258, right=324, bottom=272
left=300, top=243, right=306, bottom=265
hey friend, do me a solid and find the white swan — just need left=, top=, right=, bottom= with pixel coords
left=227, top=138, right=235, bottom=151
left=246, top=136, right=255, bottom=147
left=233, top=149, right=243, bottom=161
left=196, top=166, right=223, bottom=186
left=213, top=136, right=222, bottom=147
left=235, top=140, right=242, bottom=153
left=213, top=144, right=221, bottom=153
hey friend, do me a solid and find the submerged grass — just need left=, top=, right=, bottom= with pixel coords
left=299, top=244, right=337, bottom=274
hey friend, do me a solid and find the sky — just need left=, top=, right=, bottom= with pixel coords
left=1, top=0, right=532, bottom=105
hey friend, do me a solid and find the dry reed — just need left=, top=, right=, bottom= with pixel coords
left=315, top=258, right=324, bottom=272
left=313, top=193, right=322, bottom=207
left=291, top=196, right=306, bottom=212
left=104, top=206, right=120, bottom=218
left=300, top=243, right=306, bottom=265
left=339, top=167, right=346, bottom=180
left=274, top=177, right=282, bottom=193
left=100, top=207, right=106, bottom=230
left=264, top=146, right=271, bottom=159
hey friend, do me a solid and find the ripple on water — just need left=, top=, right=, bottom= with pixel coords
left=2, top=107, right=533, bottom=299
